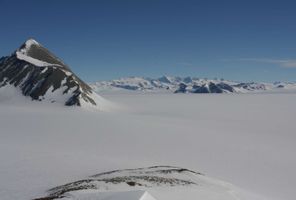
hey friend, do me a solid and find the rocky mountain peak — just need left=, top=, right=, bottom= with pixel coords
left=0, top=39, right=104, bottom=108
left=15, top=38, right=69, bottom=69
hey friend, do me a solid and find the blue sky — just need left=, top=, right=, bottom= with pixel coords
left=0, top=0, right=296, bottom=82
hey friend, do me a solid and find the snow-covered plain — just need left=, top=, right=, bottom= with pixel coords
left=0, top=90, right=295, bottom=200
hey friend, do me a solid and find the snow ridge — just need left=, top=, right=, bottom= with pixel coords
left=33, top=166, right=248, bottom=200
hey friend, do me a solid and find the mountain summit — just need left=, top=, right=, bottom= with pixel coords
left=16, top=39, right=70, bottom=69
left=0, top=39, right=103, bottom=107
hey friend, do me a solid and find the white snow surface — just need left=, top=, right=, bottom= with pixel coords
left=0, top=91, right=295, bottom=200
left=49, top=166, right=268, bottom=200
left=0, top=82, right=112, bottom=111
left=60, top=190, right=156, bottom=200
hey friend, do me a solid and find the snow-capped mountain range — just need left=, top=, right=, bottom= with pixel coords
left=91, top=76, right=296, bottom=93
left=0, top=39, right=106, bottom=108
left=1, top=39, right=295, bottom=110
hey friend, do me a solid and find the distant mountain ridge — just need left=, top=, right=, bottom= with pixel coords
left=91, top=76, right=296, bottom=93
left=0, top=39, right=105, bottom=108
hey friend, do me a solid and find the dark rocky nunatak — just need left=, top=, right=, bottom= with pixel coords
left=33, top=166, right=203, bottom=200
left=0, top=39, right=100, bottom=106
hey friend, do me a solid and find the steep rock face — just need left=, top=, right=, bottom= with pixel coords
left=0, top=39, right=100, bottom=107
left=174, top=83, right=187, bottom=93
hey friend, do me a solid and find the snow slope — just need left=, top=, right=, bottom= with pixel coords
left=36, top=166, right=255, bottom=200
left=59, top=190, right=156, bottom=200
left=0, top=92, right=295, bottom=200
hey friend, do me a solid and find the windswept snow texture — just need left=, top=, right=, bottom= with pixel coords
left=0, top=92, right=295, bottom=200
left=91, top=76, right=296, bottom=93
left=58, top=190, right=156, bottom=200
left=0, top=39, right=103, bottom=108
left=36, top=166, right=251, bottom=200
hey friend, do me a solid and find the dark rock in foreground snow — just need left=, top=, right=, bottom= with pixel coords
left=33, top=166, right=203, bottom=200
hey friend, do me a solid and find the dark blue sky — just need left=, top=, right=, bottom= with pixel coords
left=1, top=0, right=296, bottom=82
